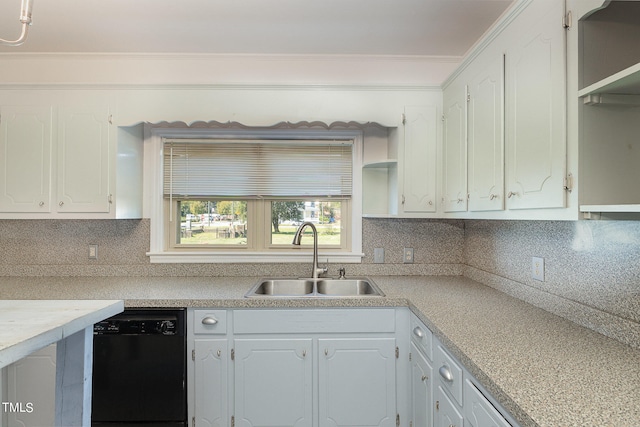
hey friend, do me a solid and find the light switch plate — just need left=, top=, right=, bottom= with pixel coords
left=532, top=257, right=544, bottom=281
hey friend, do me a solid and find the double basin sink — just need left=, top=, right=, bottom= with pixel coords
left=245, top=277, right=384, bottom=298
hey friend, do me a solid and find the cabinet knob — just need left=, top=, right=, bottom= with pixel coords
left=39, top=201, right=44, bottom=207
left=412, top=326, right=424, bottom=339
left=59, top=201, right=64, bottom=207
left=421, top=375, right=428, bottom=382
left=439, top=365, right=454, bottom=382
left=201, top=316, right=218, bottom=325
left=456, top=198, right=464, bottom=203
left=507, top=191, right=519, bottom=199
left=489, top=194, right=498, bottom=200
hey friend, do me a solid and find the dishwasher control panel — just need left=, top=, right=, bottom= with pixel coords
left=94, top=310, right=184, bottom=336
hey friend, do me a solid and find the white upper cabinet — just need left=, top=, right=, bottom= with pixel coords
left=441, top=0, right=570, bottom=219
left=0, top=104, right=112, bottom=216
left=468, top=56, right=505, bottom=212
left=401, top=105, right=438, bottom=214
left=0, top=96, right=142, bottom=219
left=0, top=106, right=53, bottom=213
left=362, top=104, right=440, bottom=218
left=57, top=106, right=112, bottom=213
left=442, top=83, right=467, bottom=213
left=504, top=0, right=567, bottom=210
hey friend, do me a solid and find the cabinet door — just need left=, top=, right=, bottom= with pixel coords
left=505, top=0, right=566, bottom=210
left=442, top=84, right=468, bottom=213
left=464, top=380, right=511, bottom=427
left=6, top=344, right=56, bottom=427
left=234, top=338, right=313, bottom=427
left=402, top=106, right=438, bottom=213
left=318, top=338, right=397, bottom=427
left=0, top=106, right=52, bottom=212
left=468, top=56, right=505, bottom=212
left=57, top=106, right=111, bottom=213
left=411, top=343, right=433, bottom=427
left=434, top=386, right=463, bottom=427
left=194, top=339, right=228, bottom=427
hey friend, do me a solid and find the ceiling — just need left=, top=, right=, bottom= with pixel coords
left=0, top=0, right=514, bottom=56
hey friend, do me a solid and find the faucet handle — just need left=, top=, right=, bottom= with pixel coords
left=315, top=267, right=328, bottom=278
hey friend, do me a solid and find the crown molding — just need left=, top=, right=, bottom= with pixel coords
left=0, top=51, right=461, bottom=63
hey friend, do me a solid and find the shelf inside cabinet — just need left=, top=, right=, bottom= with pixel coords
left=578, top=62, right=640, bottom=101
left=362, top=160, right=398, bottom=217
left=580, top=204, right=640, bottom=213
left=363, top=159, right=398, bottom=168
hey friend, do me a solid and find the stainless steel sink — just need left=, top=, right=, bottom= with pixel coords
left=316, top=279, right=381, bottom=296
left=245, top=277, right=384, bottom=297
left=249, top=279, right=315, bottom=296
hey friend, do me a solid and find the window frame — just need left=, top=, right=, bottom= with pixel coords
left=144, top=125, right=364, bottom=264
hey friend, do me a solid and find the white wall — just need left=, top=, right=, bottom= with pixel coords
left=0, top=53, right=458, bottom=87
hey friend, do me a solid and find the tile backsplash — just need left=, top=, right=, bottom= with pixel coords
left=0, top=217, right=638, bottom=348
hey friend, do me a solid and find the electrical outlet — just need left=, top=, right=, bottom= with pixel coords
left=532, top=257, right=544, bottom=281
left=374, top=248, right=385, bottom=264
left=403, top=248, right=414, bottom=264
left=89, top=244, right=98, bottom=260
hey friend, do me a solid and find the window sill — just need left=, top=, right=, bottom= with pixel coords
left=147, top=251, right=365, bottom=264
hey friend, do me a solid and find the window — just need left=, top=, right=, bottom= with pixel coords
left=146, top=126, right=363, bottom=263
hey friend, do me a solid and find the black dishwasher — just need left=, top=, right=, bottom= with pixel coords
left=92, top=308, right=187, bottom=427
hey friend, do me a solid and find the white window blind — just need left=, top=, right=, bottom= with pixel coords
left=163, top=139, right=353, bottom=199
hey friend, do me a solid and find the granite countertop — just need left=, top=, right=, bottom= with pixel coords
left=0, top=275, right=638, bottom=427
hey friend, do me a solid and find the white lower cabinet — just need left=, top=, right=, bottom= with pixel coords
left=410, top=342, right=433, bottom=427
left=189, top=308, right=400, bottom=427
left=189, top=309, right=518, bottom=427
left=410, top=314, right=516, bottom=427
left=234, top=338, right=313, bottom=427
left=194, top=339, right=229, bottom=427
left=435, top=386, right=464, bottom=427
left=319, top=338, right=397, bottom=427
left=464, top=380, right=511, bottom=427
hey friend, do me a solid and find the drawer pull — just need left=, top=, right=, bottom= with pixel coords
left=439, top=365, right=454, bottom=382
left=202, top=316, right=218, bottom=325
left=412, top=326, right=424, bottom=339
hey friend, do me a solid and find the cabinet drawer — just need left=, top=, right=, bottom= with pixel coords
left=233, top=309, right=396, bottom=334
left=410, top=315, right=433, bottom=360
left=435, top=345, right=463, bottom=406
left=193, top=310, right=227, bottom=334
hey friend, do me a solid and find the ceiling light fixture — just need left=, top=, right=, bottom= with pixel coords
left=0, top=0, right=34, bottom=46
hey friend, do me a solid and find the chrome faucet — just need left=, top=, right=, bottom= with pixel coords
left=292, top=222, right=328, bottom=279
